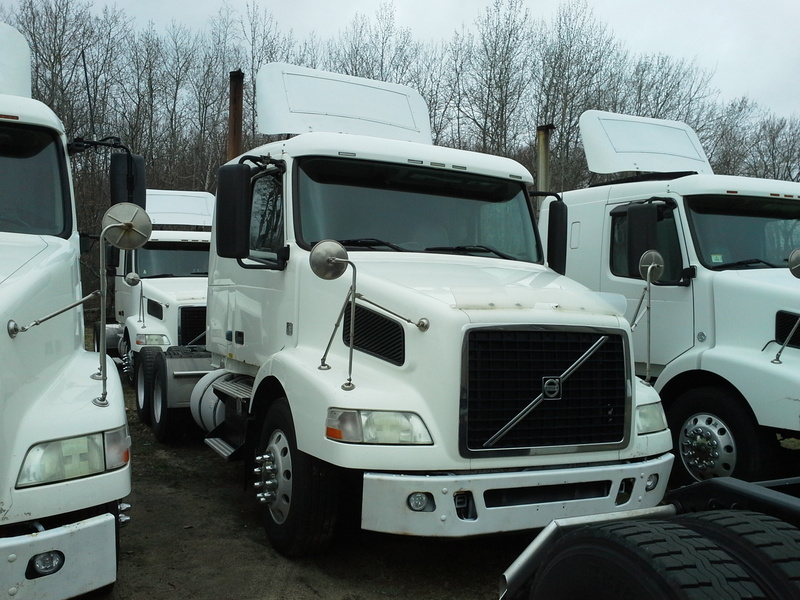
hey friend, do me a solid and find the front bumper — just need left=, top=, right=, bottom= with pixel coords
left=0, top=511, right=117, bottom=599
left=361, top=452, right=674, bottom=536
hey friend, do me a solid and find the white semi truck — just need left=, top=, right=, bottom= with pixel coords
left=0, top=23, right=150, bottom=598
left=539, top=110, right=800, bottom=485
left=147, top=63, right=674, bottom=557
left=102, top=188, right=212, bottom=429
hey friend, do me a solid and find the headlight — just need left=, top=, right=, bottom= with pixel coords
left=326, top=409, right=433, bottom=444
left=136, top=333, right=170, bottom=346
left=17, top=425, right=131, bottom=488
left=636, top=402, right=668, bottom=434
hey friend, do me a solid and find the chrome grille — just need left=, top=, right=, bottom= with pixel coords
left=462, top=327, right=628, bottom=455
left=179, top=306, right=206, bottom=345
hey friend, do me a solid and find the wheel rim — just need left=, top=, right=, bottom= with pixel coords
left=153, top=378, right=163, bottom=424
left=136, top=365, right=146, bottom=411
left=256, top=429, right=292, bottom=525
left=678, top=412, right=736, bottom=480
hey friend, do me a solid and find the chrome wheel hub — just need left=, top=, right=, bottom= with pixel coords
left=678, top=412, right=736, bottom=480
left=254, top=429, right=291, bottom=524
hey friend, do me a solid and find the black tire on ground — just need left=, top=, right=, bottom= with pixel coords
left=667, top=386, right=775, bottom=485
left=255, top=398, right=339, bottom=557
left=150, top=350, right=180, bottom=442
left=135, top=347, right=160, bottom=425
left=676, top=510, right=800, bottom=599
left=528, top=520, right=767, bottom=600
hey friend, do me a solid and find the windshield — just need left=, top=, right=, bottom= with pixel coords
left=0, top=122, right=69, bottom=236
left=685, top=195, right=800, bottom=270
left=296, top=157, right=541, bottom=262
left=136, top=242, right=209, bottom=277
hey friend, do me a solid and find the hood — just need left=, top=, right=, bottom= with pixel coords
left=141, top=276, right=207, bottom=304
left=0, top=232, right=48, bottom=284
left=713, top=268, right=800, bottom=347
left=353, top=254, right=627, bottom=318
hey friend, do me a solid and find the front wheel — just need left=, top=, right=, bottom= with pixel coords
left=254, top=399, right=339, bottom=557
left=668, top=386, right=774, bottom=485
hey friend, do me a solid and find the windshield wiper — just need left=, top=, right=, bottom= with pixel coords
left=339, top=238, right=408, bottom=251
left=711, top=258, right=778, bottom=270
left=424, top=245, right=517, bottom=260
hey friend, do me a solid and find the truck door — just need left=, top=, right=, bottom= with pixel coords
left=225, top=168, right=293, bottom=366
left=601, top=199, right=695, bottom=378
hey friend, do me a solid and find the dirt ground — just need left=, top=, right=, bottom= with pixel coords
left=91, top=388, right=531, bottom=600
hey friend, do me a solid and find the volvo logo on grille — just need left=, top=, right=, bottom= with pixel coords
left=542, top=377, right=562, bottom=400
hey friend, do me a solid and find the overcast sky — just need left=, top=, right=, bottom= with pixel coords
left=81, top=0, right=799, bottom=117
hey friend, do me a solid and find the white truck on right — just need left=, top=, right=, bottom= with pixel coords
left=540, top=110, right=800, bottom=485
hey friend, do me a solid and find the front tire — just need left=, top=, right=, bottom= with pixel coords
left=668, top=386, right=774, bottom=485
left=528, top=520, right=765, bottom=600
left=254, top=399, right=339, bottom=557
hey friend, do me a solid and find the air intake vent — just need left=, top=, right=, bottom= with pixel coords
left=776, top=311, right=800, bottom=350
left=343, top=303, right=404, bottom=365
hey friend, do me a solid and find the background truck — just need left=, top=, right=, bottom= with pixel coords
left=0, top=22, right=149, bottom=598
left=146, top=63, right=674, bottom=557
left=100, top=188, right=212, bottom=426
left=540, top=109, right=800, bottom=485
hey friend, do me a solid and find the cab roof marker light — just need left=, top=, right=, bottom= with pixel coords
left=452, top=165, right=467, bottom=170
left=510, top=174, right=522, bottom=180
left=338, top=152, right=357, bottom=157
left=408, top=159, right=424, bottom=164
left=430, top=162, right=445, bottom=167
left=0, top=114, right=20, bottom=120
left=726, top=190, right=738, bottom=194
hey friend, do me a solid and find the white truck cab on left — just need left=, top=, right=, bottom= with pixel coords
left=0, top=23, right=150, bottom=598
left=106, top=189, right=212, bottom=425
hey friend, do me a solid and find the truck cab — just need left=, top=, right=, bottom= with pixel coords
left=0, top=22, right=143, bottom=598
left=110, top=189, right=212, bottom=423
left=541, top=110, right=800, bottom=484
left=153, top=65, right=673, bottom=557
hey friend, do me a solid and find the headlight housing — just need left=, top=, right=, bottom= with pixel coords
left=326, top=409, right=433, bottom=444
left=17, top=425, right=131, bottom=488
left=136, top=333, right=170, bottom=346
left=636, top=402, right=668, bottom=435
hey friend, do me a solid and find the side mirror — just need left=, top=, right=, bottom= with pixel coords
left=309, top=240, right=349, bottom=280
left=215, top=163, right=251, bottom=259
left=124, top=272, right=141, bottom=287
left=546, top=198, right=568, bottom=275
left=789, top=248, right=800, bottom=280
left=627, top=203, right=659, bottom=278
left=110, top=153, right=146, bottom=208
left=102, top=202, right=151, bottom=250
left=638, top=249, right=664, bottom=283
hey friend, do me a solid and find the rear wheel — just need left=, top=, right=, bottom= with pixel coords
left=676, top=510, right=800, bottom=599
left=528, top=520, right=766, bottom=600
left=134, top=347, right=159, bottom=425
left=150, top=351, right=180, bottom=442
left=668, top=386, right=774, bottom=485
left=254, top=398, right=339, bottom=557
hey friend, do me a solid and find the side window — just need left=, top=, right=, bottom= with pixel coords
left=249, top=173, right=283, bottom=261
left=610, top=204, right=683, bottom=283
